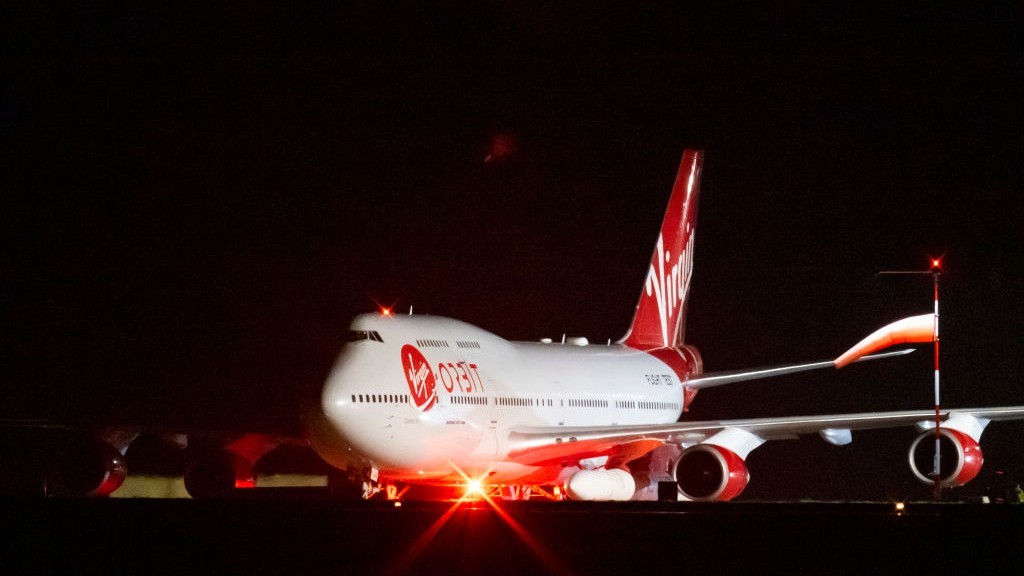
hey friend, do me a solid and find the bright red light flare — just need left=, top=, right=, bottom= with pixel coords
left=464, top=478, right=485, bottom=498
left=389, top=462, right=571, bottom=576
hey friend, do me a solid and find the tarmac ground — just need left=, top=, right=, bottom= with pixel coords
left=3, top=496, right=1022, bottom=575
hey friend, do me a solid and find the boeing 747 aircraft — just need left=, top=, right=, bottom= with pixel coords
left=41, top=150, right=1024, bottom=501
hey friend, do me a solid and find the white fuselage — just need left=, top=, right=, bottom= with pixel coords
left=307, top=313, right=689, bottom=485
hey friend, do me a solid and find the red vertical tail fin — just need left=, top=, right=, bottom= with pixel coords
left=621, top=150, right=703, bottom=350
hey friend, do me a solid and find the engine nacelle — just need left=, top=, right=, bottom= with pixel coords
left=184, top=449, right=255, bottom=498
left=908, top=428, right=984, bottom=488
left=566, top=468, right=636, bottom=501
left=673, top=444, right=749, bottom=501
left=47, top=438, right=127, bottom=497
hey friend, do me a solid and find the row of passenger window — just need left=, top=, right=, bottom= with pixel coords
left=414, top=339, right=483, bottom=349
left=496, top=397, right=554, bottom=407
left=638, top=401, right=679, bottom=411
left=567, top=398, right=610, bottom=408
left=351, top=394, right=408, bottom=404
left=451, top=395, right=487, bottom=405
left=350, top=394, right=679, bottom=411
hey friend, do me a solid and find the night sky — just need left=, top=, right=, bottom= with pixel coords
left=5, top=3, right=1023, bottom=498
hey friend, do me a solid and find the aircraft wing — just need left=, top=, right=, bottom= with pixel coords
left=506, top=406, right=1024, bottom=466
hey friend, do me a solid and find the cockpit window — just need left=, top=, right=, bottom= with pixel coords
left=347, top=330, right=384, bottom=343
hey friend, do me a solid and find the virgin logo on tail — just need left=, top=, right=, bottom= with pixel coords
left=622, top=149, right=703, bottom=351
left=644, top=228, right=695, bottom=348
left=401, top=344, right=437, bottom=411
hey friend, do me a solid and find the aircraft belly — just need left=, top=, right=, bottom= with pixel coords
left=363, top=413, right=494, bottom=477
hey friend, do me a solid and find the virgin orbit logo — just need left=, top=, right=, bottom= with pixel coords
left=401, top=345, right=437, bottom=412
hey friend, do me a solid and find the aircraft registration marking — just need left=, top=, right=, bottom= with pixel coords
left=645, top=374, right=674, bottom=386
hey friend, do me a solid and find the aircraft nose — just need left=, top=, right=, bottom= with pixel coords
left=318, top=344, right=383, bottom=441
left=321, top=367, right=354, bottom=428
left=305, top=355, right=367, bottom=469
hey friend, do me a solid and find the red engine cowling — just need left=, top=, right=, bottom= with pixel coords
left=47, top=438, right=127, bottom=497
left=673, top=444, right=749, bottom=501
left=908, top=428, right=984, bottom=488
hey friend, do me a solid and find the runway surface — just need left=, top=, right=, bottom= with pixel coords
left=3, top=497, right=1023, bottom=575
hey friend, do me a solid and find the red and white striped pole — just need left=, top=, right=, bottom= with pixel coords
left=877, top=257, right=944, bottom=500
left=930, top=258, right=942, bottom=500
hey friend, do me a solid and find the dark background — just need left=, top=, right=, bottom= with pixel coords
left=4, top=2, right=1023, bottom=499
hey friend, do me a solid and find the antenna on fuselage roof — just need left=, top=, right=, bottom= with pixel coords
left=409, top=306, right=413, bottom=316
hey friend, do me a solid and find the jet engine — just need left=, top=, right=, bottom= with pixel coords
left=908, top=428, right=984, bottom=488
left=566, top=468, right=636, bottom=501
left=673, top=444, right=749, bottom=501
left=46, top=437, right=127, bottom=497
